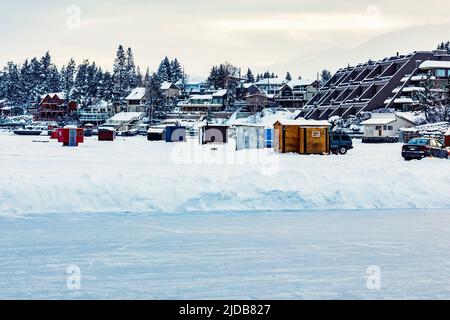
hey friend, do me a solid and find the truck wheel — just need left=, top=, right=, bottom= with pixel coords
left=339, top=147, right=348, bottom=155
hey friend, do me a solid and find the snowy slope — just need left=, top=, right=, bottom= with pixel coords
left=0, top=133, right=449, bottom=216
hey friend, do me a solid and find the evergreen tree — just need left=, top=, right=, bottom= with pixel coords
left=112, top=45, right=128, bottom=107
left=320, top=69, right=332, bottom=84
left=61, top=58, right=77, bottom=99
left=285, top=72, right=292, bottom=81
left=157, top=57, right=172, bottom=82
left=125, top=47, right=138, bottom=90
left=170, top=58, right=183, bottom=83
left=246, top=68, right=255, bottom=83
left=18, top=59, right=33, bottom=108
left=145, top=73, right=167, bottom=121
left=136, top=66, right=143, bottom=87
left=413, top=71, right=447, bottom=123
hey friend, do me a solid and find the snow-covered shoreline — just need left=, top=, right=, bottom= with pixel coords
left=0, top=133, right=449, bottom=216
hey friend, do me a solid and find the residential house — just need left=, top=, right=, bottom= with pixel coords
left=161, top=82, right=181, bottom=100
left=126, top=88, right=146, bottom=113
left=178, top=89, right=227, bottom=113
left=360, top=113, right=416, bottom=143
left=36, top=93, right=78, bottom=121
left=78, top=100, right=115, bottom=126
left=254, top=78, right=286, bottom=95
left=245, top=93, right=274, bottom=112
left=104, top=112, right=144, bottom=134
left=276, top=79, right=319, bottom=110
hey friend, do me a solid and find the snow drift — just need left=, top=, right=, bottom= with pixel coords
left=0, top=133, right=449, bottom=216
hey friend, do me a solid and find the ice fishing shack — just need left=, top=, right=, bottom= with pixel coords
left=199, top=124, right=230, bottom=145
left=55, top=125, right=84, bottom=147
left=235, top=124, right=266, bottom=151
left=273, top=119, right=331, bottom=154
left=98, top=127, right=116, bottom=141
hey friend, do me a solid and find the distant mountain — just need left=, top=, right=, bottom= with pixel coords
left=270, top=23, right=450, bottom=79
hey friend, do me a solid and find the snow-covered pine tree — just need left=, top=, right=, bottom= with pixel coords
left=246, top=68, right=255, bottom=83
left=320, top=69, right=332, bottom=84
left=143, top=68, right=151, bottom=87
left=47, top=65, right=61, bottom=93
left=413, top=71, right=447, bottom=123
left=136, top=66, right=143, bottom=87
left=72, top=60, right=89, bottom=107
left=112, top=45, right=128, bottom=108
left=61, top=58, right=77, bottom=101
left=170, top=58, right=183, bottom=83
left=145, top=73, right=166, bottom=121
left=285, top=72, right=292, bottom=81
left=99, top=71, right=114, bottom=102
left=18, top=59, right=34, bottom=110
left=29, top=57, right=44, bottom=101
left=125, top=47, right=138, bottom=90
left=157, top=57, right=172, bottom=82
left=1, top=62, right=21, bottom=105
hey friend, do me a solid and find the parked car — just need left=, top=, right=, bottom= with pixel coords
left=402, top=138, right=449, bottom=161
left=330, top=133, right=353, bottom=155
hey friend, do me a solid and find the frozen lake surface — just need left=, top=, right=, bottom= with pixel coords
left=1, top=209, right=450, bottom=300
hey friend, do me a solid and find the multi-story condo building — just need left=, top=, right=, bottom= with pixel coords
left=301, top=50, right=450, bottom=120
left=178, top=89, right=227, bottom=113
left=78, top=100, right=115, bottom=125
left=276, top=79, right=320, bottom=110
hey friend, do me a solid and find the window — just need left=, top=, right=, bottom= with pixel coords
left=388, top=126, right=394, bottom=131
left=375, top=126, right=382, bottom=130
left=436, top=69, right=447, bottom=78
left=383, top=125, right=388, bottom=130
left=436, top=140, right=444, bottom=148
left=430, top=140, right=437, bottom=147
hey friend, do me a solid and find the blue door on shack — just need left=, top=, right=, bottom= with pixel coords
left=265, top=128, right=274, bottom=148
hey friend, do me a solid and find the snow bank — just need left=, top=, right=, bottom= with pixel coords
left=0, top=133, right=449, bottom=216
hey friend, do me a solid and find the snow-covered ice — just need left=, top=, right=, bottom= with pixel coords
left=1, top=209, right=450, bottom=299
left=1, top=132, right=450, bottom=299
left=0, top=132, right=449, bottom=216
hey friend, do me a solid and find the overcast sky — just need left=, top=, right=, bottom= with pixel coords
left=1, top=0, right=449, bottom=79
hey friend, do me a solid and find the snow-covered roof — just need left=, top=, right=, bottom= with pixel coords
left=275, top=119, right=331, bottom=127
left=98, top=127, right=116, bottom=132
left=384, top=98, right=417, bottom=104
left=419, top=60, right=450, bottom=70
left=190, top=95, right=213, bottom=100
left=212, top=89, right=227, bottom=97
left=286, top=79, right=316, bottom=88
left=360, top=118, right=396, bottom=125
left=392, top=87, right=425, bottom=93
left=255, top=78, right=286, bottom=86
left=126, top=88, right=146, bottom=100
left=40, top=92, right=66, bottom=101
left=148, top=127, right=165, bottom=134
left=64, top=125, right=78, bottom=129
left=446, top=127, right=450, bottom=136
left=108, top=112, right=144, bottom=122
left=395, top=112, right=422, bottom=125
left=161, top=82, right=178, bottom=90
left=1, top=106, right=12, bottom=111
